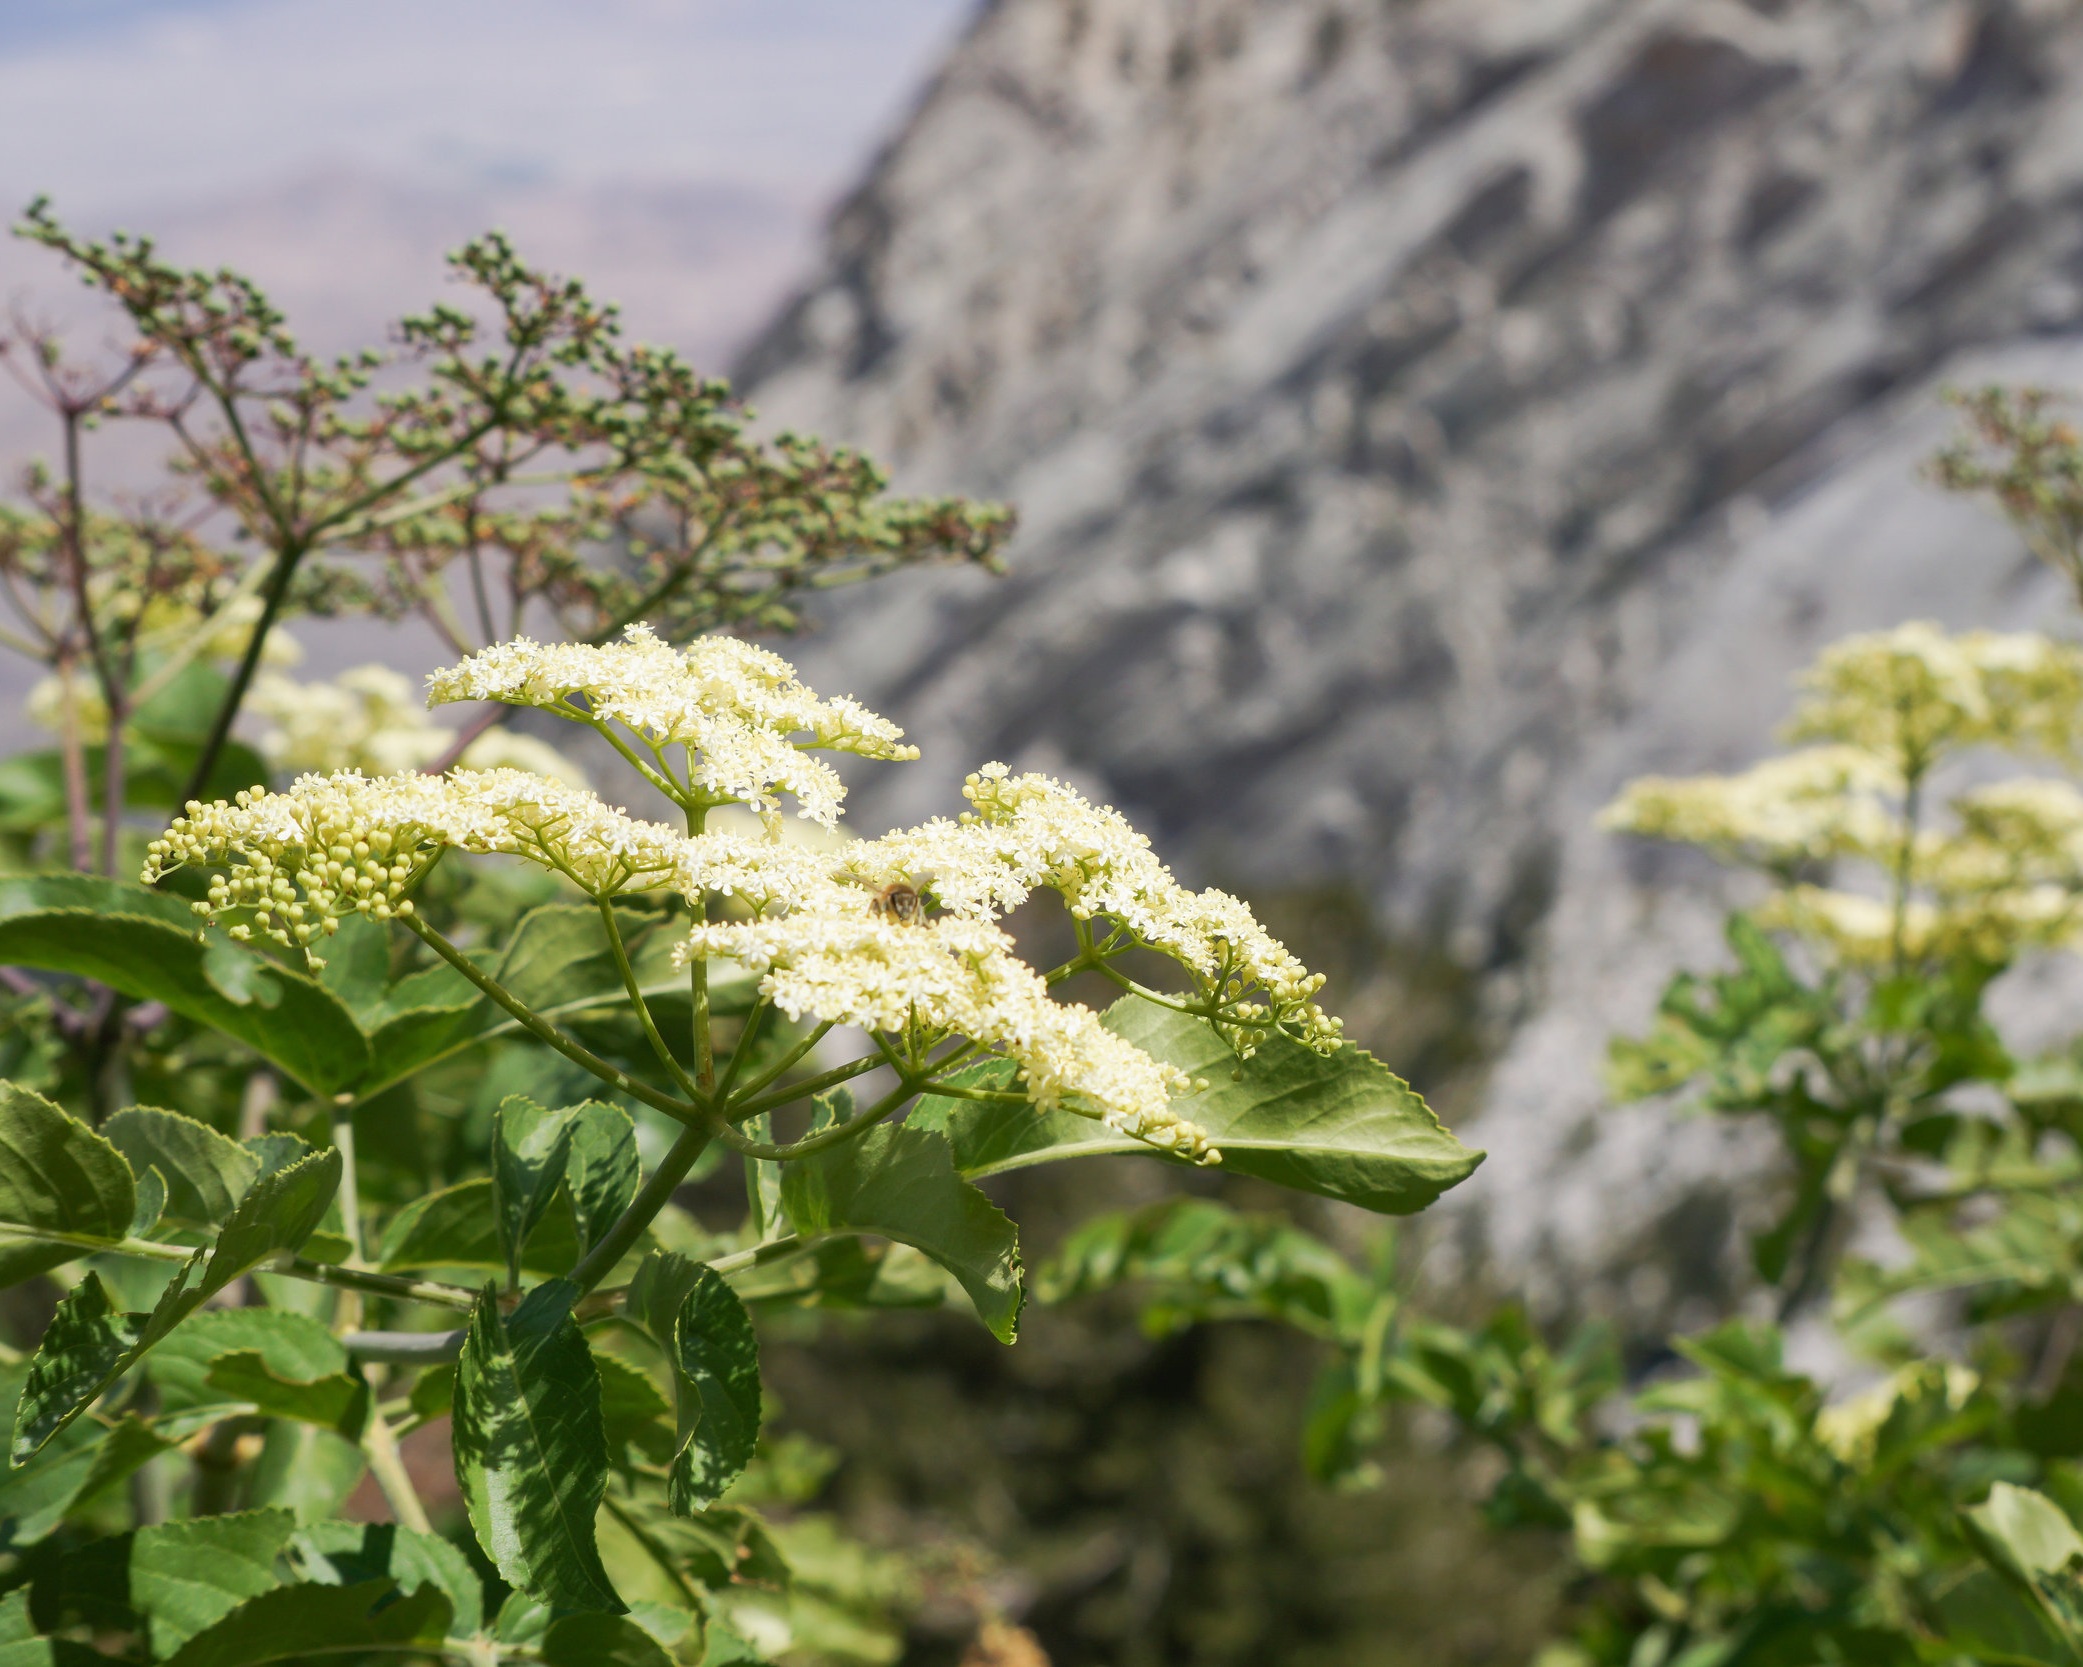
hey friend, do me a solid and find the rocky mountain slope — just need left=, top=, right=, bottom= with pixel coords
left=739, top=0, right=2083, bottom=1297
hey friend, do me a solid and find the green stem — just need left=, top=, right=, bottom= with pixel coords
left=279, top=1257, right=479, bottom=1312
left=725, top=1052, right=883, bottom=1124
left=402, top=913, right=706, bottom=1125
left=596, top=896, right=702, bottom=1100
left=713, top=997, right=771, bottom=1102
left=329, top=1099, right=366, bottom=1265
left=721, top=1018, right=834, bottom=1109
left=712, top=1076, right=916, bottom=1162
left=568, top=1122, right=714, bottom=1295
left=360, top=1399, right=433, bottom=1533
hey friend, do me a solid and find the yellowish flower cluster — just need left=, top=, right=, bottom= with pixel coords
left=850, top=765, right=1340, bottom=1054
left=1599, top=746, right=1899, bottom=870
left=683, top=908, right=1214, bottom=1162
left=426, top=625, right=916, bottom=824
left=1605, top=623, right=2083, bottom=969
left=143, top=768, right=683, bottom=958
left=250, top=666, right=581, bottom=783
left=1787, top=622, right=2083, bottom=771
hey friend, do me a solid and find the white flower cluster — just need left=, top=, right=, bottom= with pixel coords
left=849, top=765, right=1341, bottom=1054
left=426, top=625, right=916, bottom=824
left=150, top=632, right=1348, bottom=1160
left=250, top=665, right=581, bottom=783
left=143, top=768, right=683, bottom=959
left=683, top=908, right=1215, bottom=1162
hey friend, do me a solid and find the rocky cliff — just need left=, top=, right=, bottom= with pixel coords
left=739, top=0, right=2083, bottom=1298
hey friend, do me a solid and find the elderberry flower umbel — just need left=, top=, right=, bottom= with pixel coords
left=145, top=629, right=1354, bottom=1163
left=1602, top=621, right=2083, bottom=967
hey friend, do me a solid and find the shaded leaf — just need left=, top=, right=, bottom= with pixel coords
left=541, top=1612, right=677, bottom=1667
left=453, top=1279, right=621, bottom=1613
left=292, top=1518, right=484, bottom=1637
left=492, top=1097, right=576, bottom=1288
left=628, top=1253, right=762, bottom=1513
left=102, top=1106, right=256, bottom=1230
left=0, top=877, right=368, bottom=1093
left=0, top=1080, right=135, bottom=1288
left=379, top=1177, right=579, bottom=1277
left=566, top=1101, right=640, bottom=1253
left=205, top=1353, right=367, bottom=1438
left=596, top=1351, right=676, bottom=1467
left=131, top=1508, right=294, bottom=1657
left=162, top=1580, right=451, bottom=1667
left=781, top=1123, right=1022, bottom=1341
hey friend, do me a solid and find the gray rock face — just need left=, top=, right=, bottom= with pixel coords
left=740, top=0, right=2083, bottom=1288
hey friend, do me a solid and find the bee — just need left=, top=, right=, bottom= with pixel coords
left=871, top=880, right=925, bottom=924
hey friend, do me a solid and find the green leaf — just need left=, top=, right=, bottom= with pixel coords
left=1937, top=1568, right=2083, bottom=1667
left=453, top=1278, right=622, bottom=1613
left=596, top=1351, right=677, bottom=1467
left=292, top=1518, right=485, bottom=1636
left=566, top=1101, right=640, bottom=1253
left=247, top=1424, right=366, bottom=1526
left=161, top=1581, right=452, bottom=1667
left=1965, top=1483, right=2083, bottom=1656
left=911, top=997, right=1484, bottom=1215
left=148, top=1309, right=350, bottom=1413
left=0, top=876, right=370, bottom=1093
left=0, top=1409, right=169, bottom=1547
left=1038, top=1197, right=1375, bottom=1340
left=130, top=1508, right=294, bottom=1656
left=493, top=1097, right=577, bottom=1288
left=0, top=1583, right=99, bottom=1666
left=380, top=1177, right=580, bottom=1277
left=205, top=1353, right=367, bottom=1438
left=781, top=1123, right=1022, bottom=1342
left=628, top=1254, right=762, bottom=1512
left=540, top=1613, right=678, bottom=1667
left=200, top=1147, right=342, bottom=1288
left=0, top=1080, right=135, bottom=1287
left=14, top=1149, right=339, bottom=1458
left=102, top=1106, right=256, bottom=1230
left=318, top=914, right=484, bottom=1096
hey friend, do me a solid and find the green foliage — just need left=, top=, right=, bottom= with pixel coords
left=0, top=205, right=1485, bottom=1667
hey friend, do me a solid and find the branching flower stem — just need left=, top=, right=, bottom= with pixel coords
left=596, top=896, right=703, bottom=1101
left=401, top=912, right=707, bottom=1126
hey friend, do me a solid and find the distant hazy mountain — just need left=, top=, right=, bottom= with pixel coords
left=739, top=0, right=2083, bottom=1305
